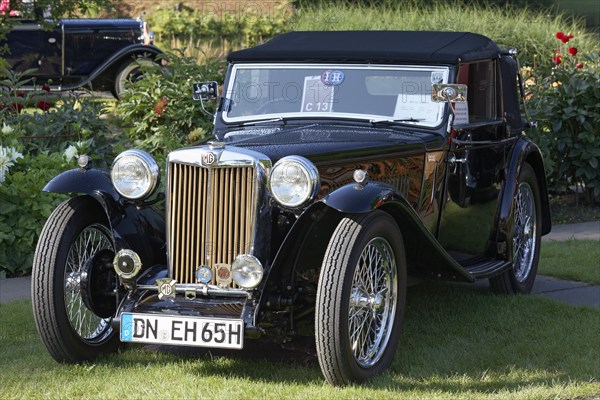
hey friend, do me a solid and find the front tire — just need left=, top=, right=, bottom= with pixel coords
left=32, top=197, right=119, bottom=362
left=490, top=163, right=542, bottom=294
left=316, top=211, right=407, bottom=386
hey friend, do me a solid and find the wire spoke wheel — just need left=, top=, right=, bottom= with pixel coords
left=64, top=224, right=114, bottom=342
left=512, top=182, right=536, bottom=283
left=348, top=238, right=397, bottom=367
left=32, top=197, right=120, bottom=362
left=489, top=163, right=541, bottom=295
left=316, top=211, right=406, bottom=386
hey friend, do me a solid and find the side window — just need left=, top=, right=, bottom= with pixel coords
left=456, top=61, right=498, bottom=123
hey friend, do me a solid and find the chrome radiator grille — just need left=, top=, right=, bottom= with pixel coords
left=167, top=162, right=256, bottom=284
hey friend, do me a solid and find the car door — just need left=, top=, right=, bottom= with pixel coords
left=4, top=20, right=44, bottom=74
left=4, top=20, right=61, bottom=81
left=437, top=59, right=512, bottom=263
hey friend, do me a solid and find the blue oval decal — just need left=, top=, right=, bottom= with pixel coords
left=321, top=70, right=345, bottom=86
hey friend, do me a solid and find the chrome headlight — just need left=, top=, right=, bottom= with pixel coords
left=231, top=255, right=264, bottom=289
left=111, top=149, right=159, bottom=200
left=269, top=155, right=319, bottom=208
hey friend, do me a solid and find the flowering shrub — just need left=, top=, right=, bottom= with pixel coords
left=0, top=144, right=22, bottom=184
left=0, top=69, right=117, bottom=276
left=116, top=51, right=227, bottom=161
left=527, top=33, right=600, bottom=203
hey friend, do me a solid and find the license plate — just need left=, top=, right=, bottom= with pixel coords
left=120, top=313, right=243, bottom=349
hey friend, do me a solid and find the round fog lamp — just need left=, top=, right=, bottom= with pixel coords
left=231, top=255, right=264, bottom=289
left=113, top=249, right=142, bottom=280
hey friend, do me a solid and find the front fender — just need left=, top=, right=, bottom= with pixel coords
left=321, top=181, right=401, bottom=213
left=44, top=168, right=166, bottom=268
left=44, top=168, right=120, bottom=222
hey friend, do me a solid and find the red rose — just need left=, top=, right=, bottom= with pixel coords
left=576, top=63, right=583, bottom=69
left=41, top=85, right=51, bottom=92
left=552, top=55, right=562, bottom=65
left=555, top=32, right=565, bottom=40
left=568, top=47, right=577, bottom=56
left=11, top=103, right=23, bottom=113
left=38, top=100, right=51, bottom=111
left=560, top=37, right=569, bottom=43
left=16, top=92, right=24, bottom=97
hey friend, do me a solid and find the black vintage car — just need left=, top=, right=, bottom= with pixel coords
left=32, top=31, right=551, bottom=386
left=2, top=18, right=161, bottom=97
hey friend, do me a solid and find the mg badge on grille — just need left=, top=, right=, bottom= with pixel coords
left=156, top=278, right=177, bottom=300
left=202, top=152, right=217, bottom=166
left=215, top=264, right=232, bottom=287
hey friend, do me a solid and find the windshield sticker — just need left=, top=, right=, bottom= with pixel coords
left=431, top=71, right=444, bottom=84
left=393, top=94, right=440, bottom=123
left=301, top=76, right=335, bottom=113
left=453, top=102, right=469, bottom=124
left=321, top=70, right=345, bottom=86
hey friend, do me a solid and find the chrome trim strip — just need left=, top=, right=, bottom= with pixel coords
left=137, top=284, right=251, bottom=298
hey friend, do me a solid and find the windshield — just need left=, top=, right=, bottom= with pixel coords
left=223, top=64, right=449, bottom=127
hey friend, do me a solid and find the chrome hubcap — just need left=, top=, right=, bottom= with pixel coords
left=64, top=224, right=114, bottom=342
left=513, top=182, right=536, bottom=283
left=348, top=237, right=397, bottom=367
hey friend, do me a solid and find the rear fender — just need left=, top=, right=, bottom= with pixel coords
left=496, top=137, right=551, bottom=258
left=61, top=44, right=162, bottom=91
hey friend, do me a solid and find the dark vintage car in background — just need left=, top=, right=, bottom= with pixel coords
left=31, top=31, right=551, bottom=386
left=2, top=18, right=161, bottom=97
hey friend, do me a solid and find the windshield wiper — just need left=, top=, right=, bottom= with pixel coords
left=370, top=118, right=424, bottom=126
left=241, top=117, right=285, bottom=126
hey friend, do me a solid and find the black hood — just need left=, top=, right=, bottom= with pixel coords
left=219, top=123, right=443, bottom=162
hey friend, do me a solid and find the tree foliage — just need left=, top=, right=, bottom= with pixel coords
left=1, top=0, right=110, bottom=47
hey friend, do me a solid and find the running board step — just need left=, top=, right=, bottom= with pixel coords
left=465, top=259, right=512, bottom=279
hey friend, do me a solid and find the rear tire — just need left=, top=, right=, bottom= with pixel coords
left=113, top=58, right=153, bottom=99
left=316, top=211, right=406, bottom=386
left=32, top=197, right=119, bottom=362
left=490, top=163, right=541, bottom=294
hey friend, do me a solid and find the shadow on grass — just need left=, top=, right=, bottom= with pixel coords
left=96, top=281, right=600, bottom=392
left=2, top=281, right=598, bottom=394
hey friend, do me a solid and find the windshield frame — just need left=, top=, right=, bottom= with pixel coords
left=221, top=63, right=451, bottom=128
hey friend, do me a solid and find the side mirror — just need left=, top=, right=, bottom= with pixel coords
left=193, top=81, right=218, bottom=101
left=431, top=84, right=467, bottom=103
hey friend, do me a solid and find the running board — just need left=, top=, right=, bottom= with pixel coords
left=465, top=259, right=512, bottom=279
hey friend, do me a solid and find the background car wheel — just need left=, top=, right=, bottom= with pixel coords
left=315, top=210, right=407, bottom=386
left=113, top=58, right=153, bottom=99
left=490, top=163, right=542, bottom=294
left=32, top=197, right=119, bottom=362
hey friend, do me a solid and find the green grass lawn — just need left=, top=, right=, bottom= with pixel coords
left=1, top=282, right=598, bottom=399
left=539, top=240, right=600, bottom=285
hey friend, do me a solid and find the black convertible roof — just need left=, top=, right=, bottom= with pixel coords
left=228, top=31, right=502, bottom=64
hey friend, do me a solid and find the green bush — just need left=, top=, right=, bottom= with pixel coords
left=116, top=52, right=227, bottom=161
left=147, top=3, right=290, bottom=57
left=0, top=152, right=68, bottom=277
left=1, top=69, right=117, bottom=276
left=527, top=39, right=600, bottom=203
